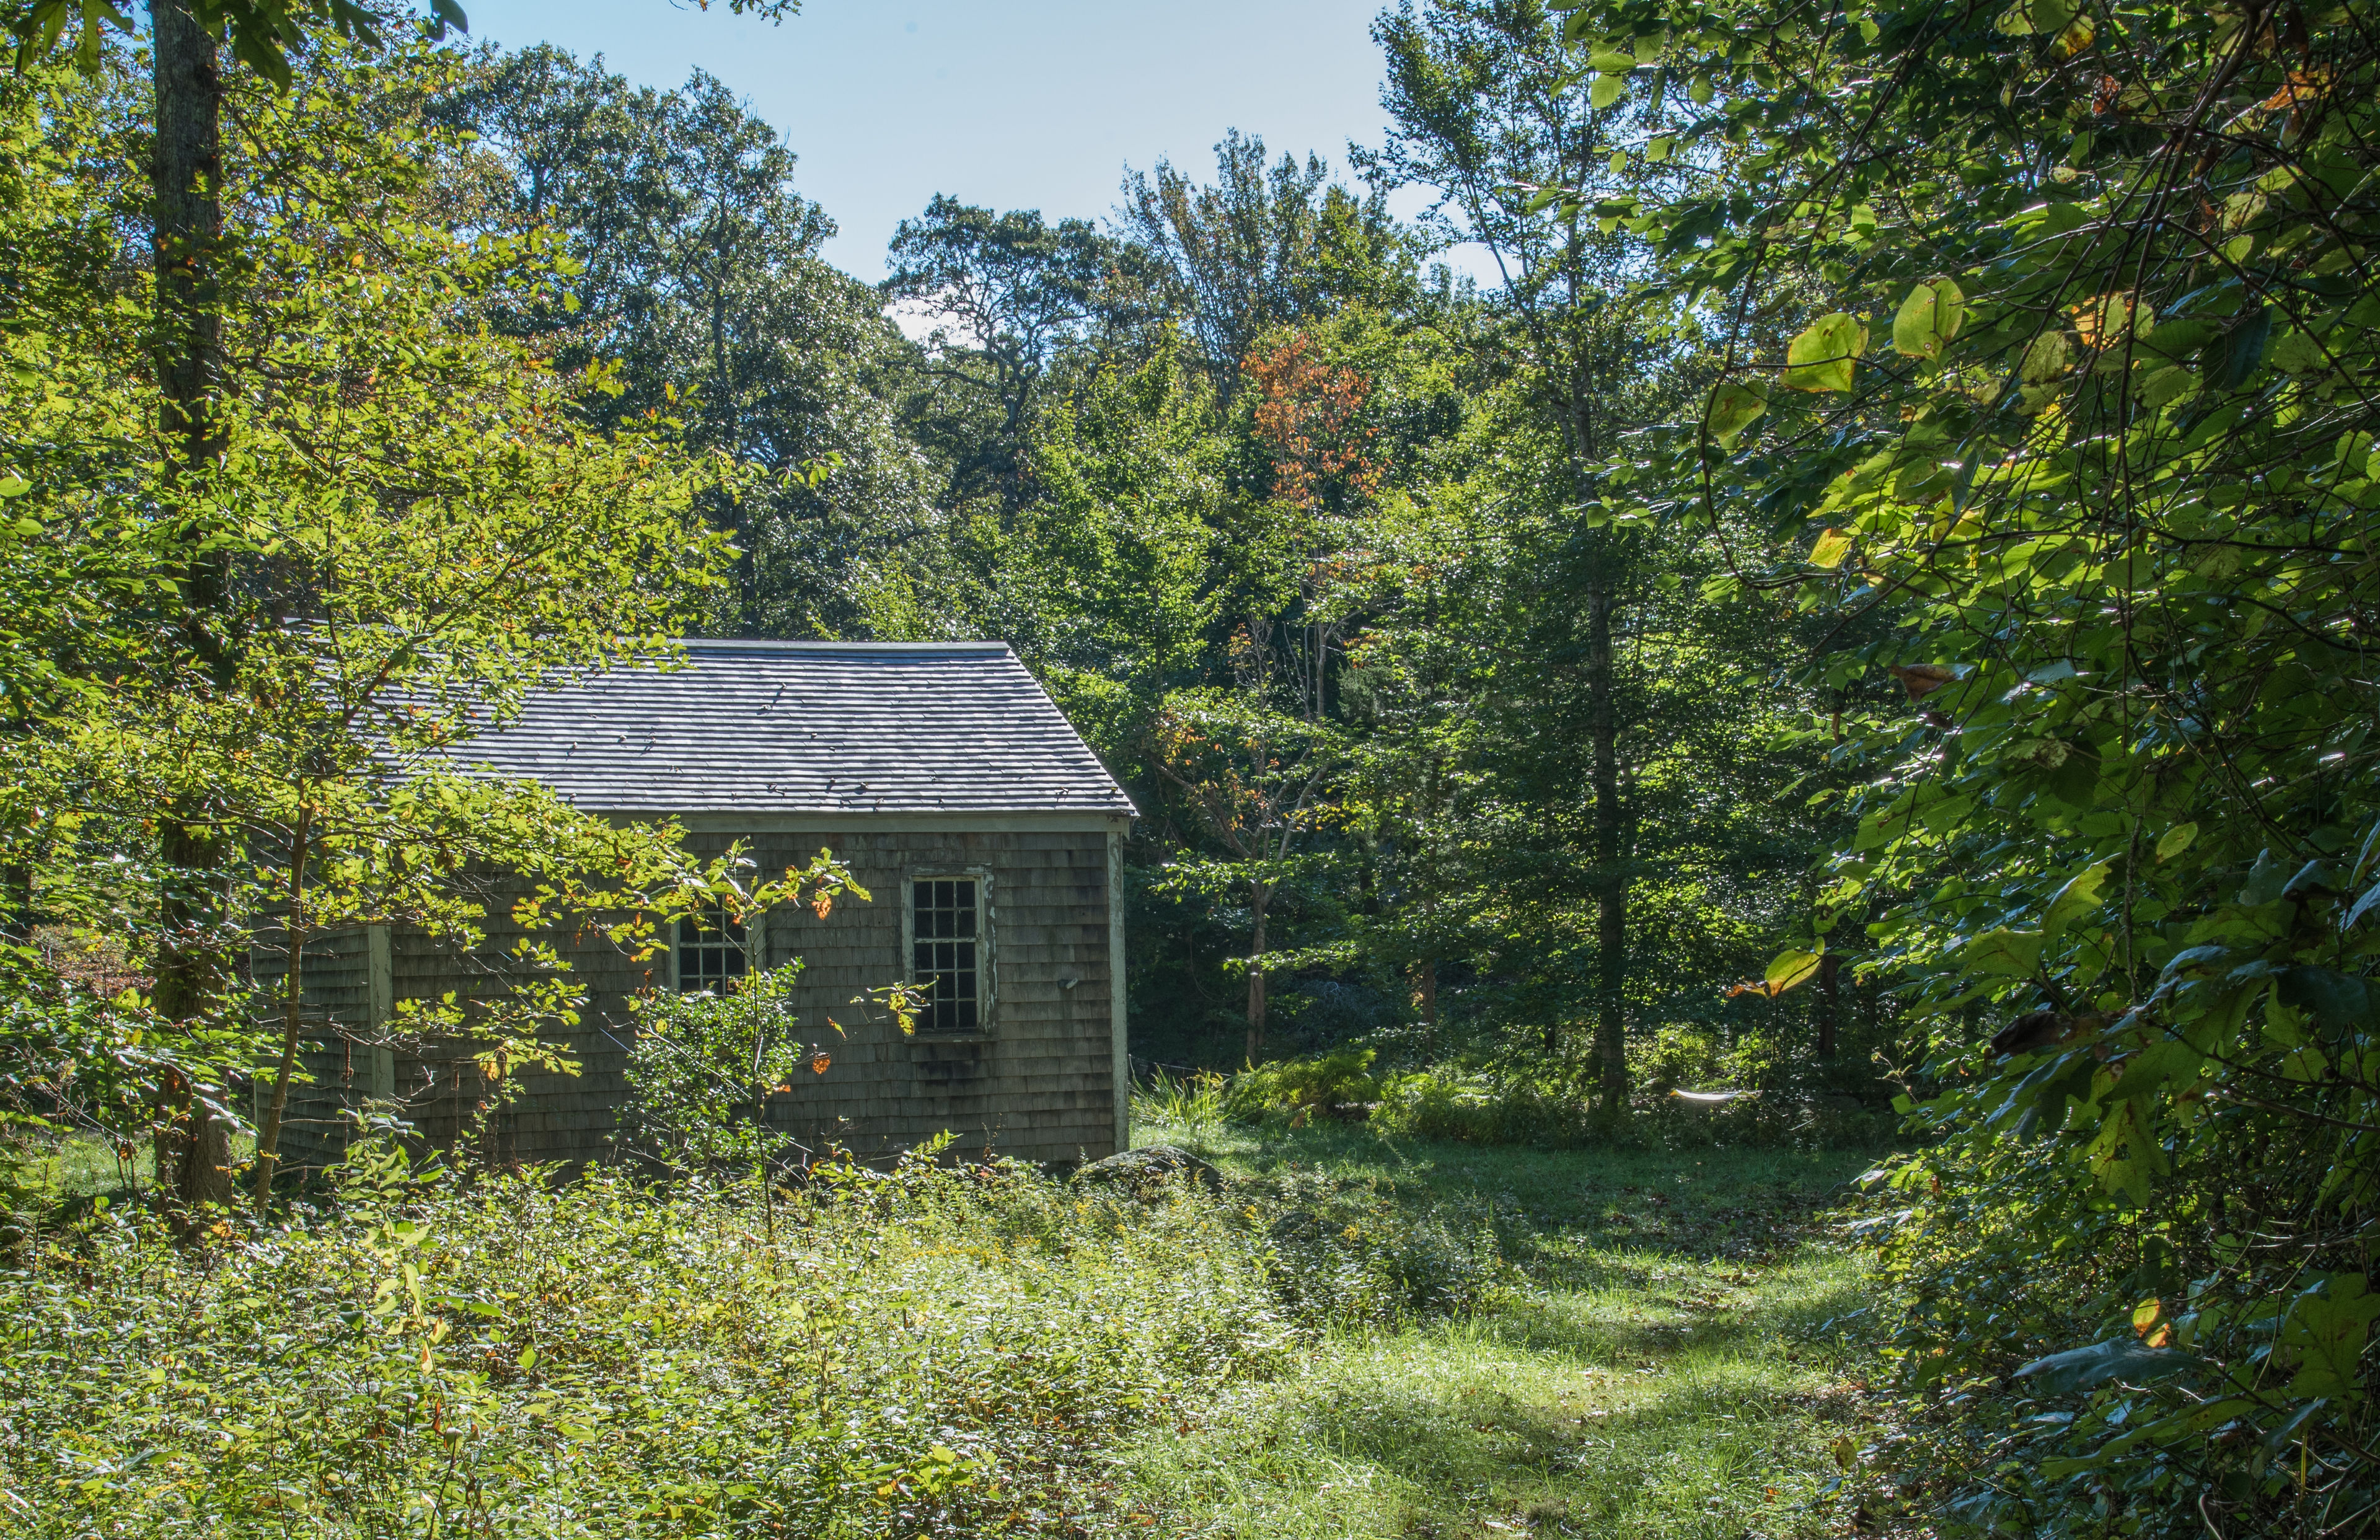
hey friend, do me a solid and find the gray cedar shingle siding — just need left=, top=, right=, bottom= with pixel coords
left=268, top=641, right=1135, bottom=1171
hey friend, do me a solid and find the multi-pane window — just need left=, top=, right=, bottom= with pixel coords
left=675, top=902, right=747, bottom=993
left=910, top=878, right=981, bottom=1033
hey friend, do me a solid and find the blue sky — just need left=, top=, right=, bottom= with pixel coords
left=459, top=0, right=1477, bottom=286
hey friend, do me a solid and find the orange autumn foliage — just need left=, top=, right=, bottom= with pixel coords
left=1245, top=333, right=1382, bottom=512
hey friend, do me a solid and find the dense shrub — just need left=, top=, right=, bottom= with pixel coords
left=1, top=1144, right=1308, bottom=1538
left=1, top=1135, right=1514, bottom=1537
left=1370, top=1067, right=1603, bottom=1146
left=1223, top=1048, right=1381, bottom=1122
left=1256, top=1180, right=1504, bottom=1319
left=1366, top=1064, right=1897, bottom=1151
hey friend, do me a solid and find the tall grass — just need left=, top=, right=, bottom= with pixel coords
left=2, top=1138, right=1509, bottom=1538
left=1133, top=1066, right=1235, bottom=1133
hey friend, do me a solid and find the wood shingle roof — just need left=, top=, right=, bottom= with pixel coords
left=456, top=640, right=1135, bottom=817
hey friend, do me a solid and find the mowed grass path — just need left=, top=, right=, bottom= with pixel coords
left=1121, top=1122, right=1910, bottom=1540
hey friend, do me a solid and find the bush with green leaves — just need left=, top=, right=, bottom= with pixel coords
left=1222, top=1047, right=1381, bottom=1122
left=1, top=1139, right=1315, bottom=1538
left=618, top=964, right=835, bottom=1174
left=1548, top=0, right=2380, bottom=1526
left=1253, top=1166, right=1509, bottom=1322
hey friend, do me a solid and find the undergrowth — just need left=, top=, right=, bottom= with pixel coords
left=2, top=1140, right=1460, bottom=1538
left=5, top=1120, right=1921, bottom=1538
left=1140, top=1060, right=1901, bottom=1151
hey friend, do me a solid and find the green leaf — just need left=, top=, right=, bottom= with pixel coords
left=1964, top=928, right=2045, bottom=977
left=2021, top=330, right=2072, bottom=383
left=2043, top=739, right=2099, bottom=807
left=2104, top=1038, right=2204, bottom=1104
left=1763, top=948, right=1823, bottom=992
left=2155, top=822, right=2198, bottom=862
left=1784, top=312, right=1868, bottom=392
left=2281, top=1275, right=2380, bottom=1399
left=2276, top=967, right=2377, bottom=1031
left=1589, top=72, right=1627, bottom=110
left=2206, top=307, right=2273, bottom=390
left=2240, top=849, right=2291, bottom=906
left=2139, top=365, right=2198, bottom=408
left=2050, top=14, right=2096, bottom=59
left=2014, top=1337, right=2201, bottom=1394
left=1994, top=0, right=2076, bottom=36
left=2043, top=863, right=2110, bottom=935
left=1705, top=379, right=1768, bottom=446
left=1892, top=279, right=1966, bottom=359
left=2268, top=328, right=2325, bottom=372
left=1810, top=528, right=1854, bottom=569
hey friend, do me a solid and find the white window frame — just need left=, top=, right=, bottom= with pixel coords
left=668, top=897, right=752, bottom=994
left=901, top=869, right=995, bottom=1034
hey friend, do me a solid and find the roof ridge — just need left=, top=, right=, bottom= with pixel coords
left=677, top=638, right=1013, bottom=654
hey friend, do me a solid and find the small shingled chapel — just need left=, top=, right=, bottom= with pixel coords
left=274, top=640, right=1137, bottom=1170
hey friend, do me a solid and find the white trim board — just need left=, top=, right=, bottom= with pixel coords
left=650, top=812, right=1132, bottom=836
left=1108, top=829, right=1129, bottom=1155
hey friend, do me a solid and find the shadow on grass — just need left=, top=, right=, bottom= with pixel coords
left=1122, top=1119, right=1897, bottom=1538
left=1473, top=1268, right=1872, bottom=1365
left=1144, top=1327, right=1860, bottom=1540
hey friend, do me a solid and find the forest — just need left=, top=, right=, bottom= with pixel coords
left=2, top=0, right=2377, bottom=1535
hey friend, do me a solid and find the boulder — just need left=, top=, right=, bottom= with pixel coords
left=1072, top=1143, right=1221, bottom=1189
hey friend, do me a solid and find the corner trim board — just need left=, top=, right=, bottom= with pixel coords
left=1108, top=828, right=1129, bottom=1155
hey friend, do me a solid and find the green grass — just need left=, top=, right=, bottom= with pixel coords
left=9, top=1128, right=257, bottom=1201
left=1, top=1119, right=1924, bottom=1538
left=1122, top=1115, right=1911, bottom=1539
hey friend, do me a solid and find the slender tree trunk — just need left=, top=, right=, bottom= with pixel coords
left=252, top=814, right=311, bottom=1212
left=149, top=0, right=237, bottom=1220
left=1245, top=882, right=1268, bottom=1063
left=1816, top=953, right=1841, bottom=1061
left=1411, top=957, right=1437, bottom=1052
left=1586, top=573, right=1627, bottom=1114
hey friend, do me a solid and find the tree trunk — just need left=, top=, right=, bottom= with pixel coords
left=152, top=0, right=225, bottom=498
left=252, top=814, right=311, bottom=1212
left=1245, top=884, right=1268, bottom=1063
left=1586, top=573, right=1627, bottom=1115
left=1816, top=953, right=1841, bottom=1061
left=1411, top=957, right=1437, bottom=1052
left=149, top=0, right=237, bottom=1221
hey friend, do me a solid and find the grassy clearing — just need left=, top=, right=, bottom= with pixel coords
left=1, top=1121, right=1922, bottom=1538
left=9, top=1127, right=257, bottom=1201
left=1122, top=1116, right=1916, bottom=1539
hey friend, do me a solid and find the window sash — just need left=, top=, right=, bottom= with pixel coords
left=675, top=902, right=748, bottom=993
left=910, top=877, right=982, bottom=1033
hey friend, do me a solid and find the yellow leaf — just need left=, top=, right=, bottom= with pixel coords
left=1810, top=528, right=1854, bottom=569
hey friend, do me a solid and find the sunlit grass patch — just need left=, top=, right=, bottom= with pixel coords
left=1122, top=1249, right=1878, bottom=1539
left=1118, top=1117, right=1906, bottom=1538
left=7, top=1128, right=257, bottom=1201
